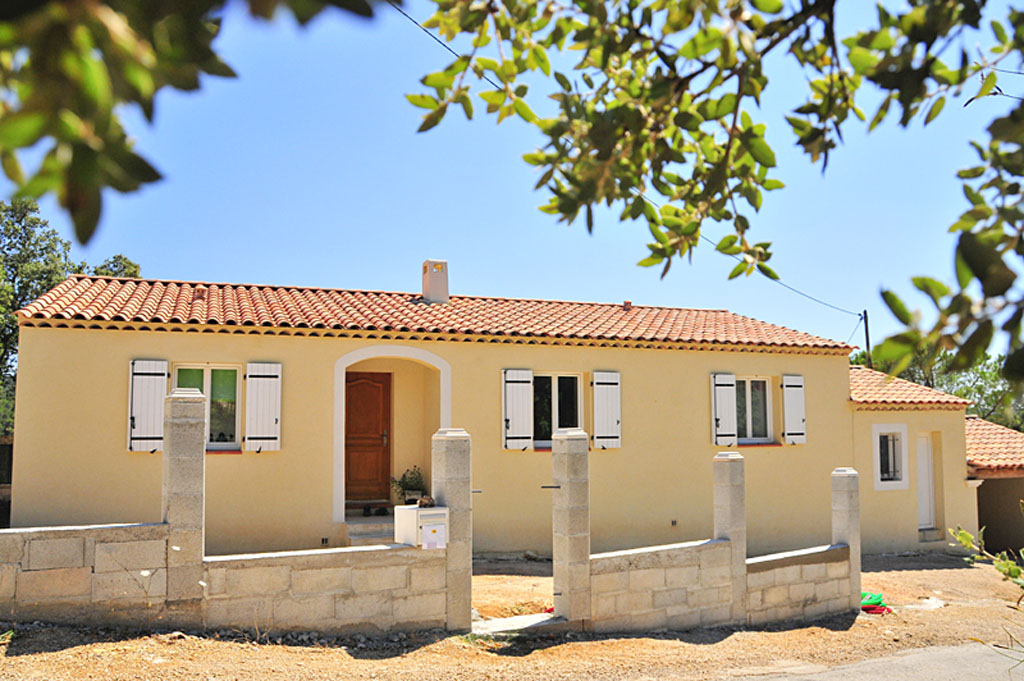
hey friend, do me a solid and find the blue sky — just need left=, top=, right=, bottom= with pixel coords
left=21, top=1, right=1013, bottom=349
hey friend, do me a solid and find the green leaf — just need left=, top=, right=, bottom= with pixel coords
left=458, top=94, right=473, bottom=120
left=924, top=97, right=945, bottom=125
left=978, top=71, right=997, bottom=99
left=874, top=335, right=916, bottom=364
left=958, top=232, right=1017, bottom=297
left=728, top=261, right=747, bottom=279
left=869, top=95, right=891, bottom=132
left=742, top=135, right=776, bottom=167
left=554, top=72, right=572, bottom=91
left=513, top=98, right=537, bottom=123
left=1, top=150, right=23, bottom=185
left=421, top=72, right=454, bottom=89
left=963, top=184, right=984, bottom=206
left=417, top=105, right=447, bottom=132
left=750, top=0, right=783, bottom=14
left=406, top=94, right=439, bottom=110
left=955, top=252, right=972, bottom=289
left=882, top=289, right=913, bottom=325
left=638, top=255, right=663, bottom=267
left=716, top=234, right=738, bottom=252
left=911, top=276, right=950, bottom=303
left=950, top=320, right=994, bottom=371
left=757, top=263, right=779, bottom=280
left=649, top=222, right=669, bottom=245
left=957, top=166, right=986, bottom=179
left=992, top=20, right=1008, bottom=44
left=0, top=111, right=48, bottom=149
left=479, top=90, right=506, bottom=106
left=715, top=94, right=737, bottom=119
left=848, top=47, right=879, bottom=75
left=762, top=179, right=784, bottom=190
left=531, top=45, right=551, bottom=76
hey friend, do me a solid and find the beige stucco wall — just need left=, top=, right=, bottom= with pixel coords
left=850, top=408, right=977, bottom=553
left=11, top=324, right=975, bottom=556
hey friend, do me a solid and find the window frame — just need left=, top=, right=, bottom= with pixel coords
left=172, top=363, right=243, bottom=451
left=735, top=375, right=773, bottom=444
left=872, top=423, right=909, bottom=491
left=532, top=371, right=584, bottom=449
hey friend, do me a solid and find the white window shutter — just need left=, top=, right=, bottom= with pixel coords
left=245, top=362, right=282, bottom=452
left=128, top=359, right=168, bottom=452
left=711, top=373, right=737, bottom=447
left=782, top=374, right=807, bottom=445
left=503, top=369, right=533, bottom=450
left=593, top=371, right=622, bottom=449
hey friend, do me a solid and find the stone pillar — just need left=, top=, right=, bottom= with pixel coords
left=163, top=388, right=206, bottom=607
left=431, top=427, right=472, bottom=632
left=713, top=452, right=746, bottom=623
left=552, top=428, right=590, bottom=626
left=831, top=467, right=861, bottom=611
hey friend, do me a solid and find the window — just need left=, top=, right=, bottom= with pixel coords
left=532, top=374, right=582, bottom=448
left=735, top=377, right=772, bottom=443
left=879, top=433, right=901, bottom=481
left=502, top=369, right=599, bottom=450
left=174, top=365, right=241, bottom=449
left=872, top=423, right=909, bottom=490
left=128, top=359, right=281, bottom=454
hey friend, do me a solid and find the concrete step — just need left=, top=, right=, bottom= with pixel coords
left=348, top=533, right=396, bottom=546
left=346, top=517, right=395, bottom=537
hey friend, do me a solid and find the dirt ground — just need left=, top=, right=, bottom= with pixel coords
left=1, top=553, right=1023, bottom=680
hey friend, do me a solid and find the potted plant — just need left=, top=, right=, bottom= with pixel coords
left=391, top=465, right=427, bottom=504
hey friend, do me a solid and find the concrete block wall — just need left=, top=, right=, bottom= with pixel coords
left=589, top=539, right=733, bottom=633
left=569, top=454, right=862, bottom=633
left=0, top=390, right=471, bottom=635
left=745, top=545, right=852, bottom=625
left=203, top=545, right=447, bottom=633
left=0, top=523, right=172, bottom=627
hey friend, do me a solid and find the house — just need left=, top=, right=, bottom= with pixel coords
left=9, top=262, right=980, bottom=556
left=848, top=365, right=975, bottom=550
left=965, top=414, right=1024, bottom=552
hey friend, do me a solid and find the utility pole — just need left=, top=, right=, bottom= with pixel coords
left=863, top=310, right=872, bottom=369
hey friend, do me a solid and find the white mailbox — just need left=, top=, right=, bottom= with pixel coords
left=394, top=505, right=449, bottom=548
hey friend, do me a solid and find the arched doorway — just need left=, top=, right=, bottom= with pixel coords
left=332, top=345, right=451, bottom=522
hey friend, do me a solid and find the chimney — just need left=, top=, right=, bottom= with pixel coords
left=422, top=259, right=449, bottom=303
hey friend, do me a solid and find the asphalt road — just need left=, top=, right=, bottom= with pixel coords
left=730, top=644, right=1023, bottom=680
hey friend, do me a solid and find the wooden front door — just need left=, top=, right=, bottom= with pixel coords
left=345, top=372, right=392, bottom=500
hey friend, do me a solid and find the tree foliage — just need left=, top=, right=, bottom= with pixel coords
left=0, top=199, right=139, bottom=435
left=3, top=1, right=1024, bottom=377
left=851, top=348, right=1024, bottom=431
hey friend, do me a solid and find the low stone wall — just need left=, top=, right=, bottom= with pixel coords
left=0, top=522, right=173, bottom=627
left=745, top=544, right=852, bottom=625
left=550, top=438, right=863, bottom=633
left=204, top=544, right=448, bottom=633
left=0, top=391, right=473, bottom=635
left=589, top=539, right=734, bottom=633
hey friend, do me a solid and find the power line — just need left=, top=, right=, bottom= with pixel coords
left=846, top=314, right=864, bottom=344
left=637, top=189, right=863, bottom=318
left=386, top=0, right=502, bottom=90
left=386, top=0, right=863, bottom=321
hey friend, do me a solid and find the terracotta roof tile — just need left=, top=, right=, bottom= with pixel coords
left=17, top=275, right=852, bottom=350
left=848, top=365, right=970, bottom=407
left=966, top=415, right=1024, bottom=474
